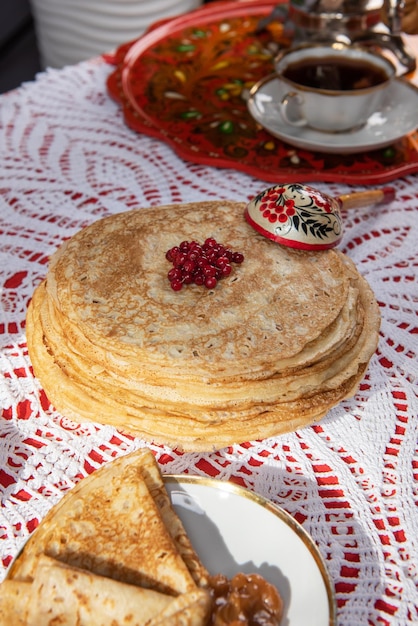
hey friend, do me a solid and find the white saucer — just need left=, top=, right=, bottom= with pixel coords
left=247, top=74, right=418, bottom=154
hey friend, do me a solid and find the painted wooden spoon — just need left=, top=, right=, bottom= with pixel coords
left=245, top=183, right=395, bottom=250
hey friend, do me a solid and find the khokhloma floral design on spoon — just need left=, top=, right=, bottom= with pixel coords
left=245, top=183, right=343, bottom=250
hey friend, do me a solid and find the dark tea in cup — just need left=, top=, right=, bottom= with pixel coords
left=282, top=56, right=390, bottom=91
left=274, top=43, right=395, bottom=132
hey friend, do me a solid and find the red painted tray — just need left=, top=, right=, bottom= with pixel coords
left=106, top=0, right=418, bottom=184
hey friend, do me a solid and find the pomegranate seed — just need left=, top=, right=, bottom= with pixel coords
left=194, top=273, right=205, bottom=285
left=165, top=238, right=244, bottom=292
left=206, top=250, right=218, bottom=263
left=168, top=267, right=182, bottom=281
left=183, top=272, right=194, bottom=284
left=170, top=279, right=183, bottom=291
left=205, top=276, right=217, bottom=289
left=174, top=253, right=186, bottom=267
left=189, top=242, right=202, bottom=254
left=166, top=246, right=179, bottom=261
left=183, top=259, right=196, bottom=273
left=232, top=252, right=244, bottom=264
left=203, top=265, right=216, bottom=277
left=216, top=256, right=230, bottom=267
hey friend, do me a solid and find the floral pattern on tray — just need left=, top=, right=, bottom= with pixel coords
left=106, top=1, right=418, bottom=184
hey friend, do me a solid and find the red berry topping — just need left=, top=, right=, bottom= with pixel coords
left=170, top=279, right=183, bottom=291
left=168, top=267, right=182, bottom=281
left=232, top=252, right=244, bottom=264
left=194, top=273, right=205, bottom=286
left=165, top=238, right=244, bottom=291
left=205, top=276, right=217, bottom=289
left=183, top=259, right=196, bottom=273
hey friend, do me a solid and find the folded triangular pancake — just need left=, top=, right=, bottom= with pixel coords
left=137, top=449, right=209, bottom=587
left=2, top=556, right=211, bottom=626
left=25, top=555, right=183, bottom=626
left=9, top=450, right=196, bottom=596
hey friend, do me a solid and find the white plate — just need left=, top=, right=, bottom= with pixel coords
left=247, top=74, right=418, bottom=154
left=165, top=476, right=336, bottom=626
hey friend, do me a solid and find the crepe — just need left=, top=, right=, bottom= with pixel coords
left=5, top=449, right=212, bottom=625
left=136, top=446, right=209, bottom=588
left=8, top=449, right=196, bottom=594
left=20, top=555, right=176, bottom=626
left=0, top=580, right=29, bottom=625
left=26, top=201, right=380, bottom=450
left=24, top=556, right=209, bottom=626
left=3, top=555, right=211, bottom=626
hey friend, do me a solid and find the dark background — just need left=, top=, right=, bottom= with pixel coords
left=0, top=0, right=41, bottom=93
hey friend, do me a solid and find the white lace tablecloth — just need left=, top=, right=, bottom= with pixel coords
left=1, top=51, right=417, bottom=625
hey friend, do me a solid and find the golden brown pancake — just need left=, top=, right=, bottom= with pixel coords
left=25, top=201, right=380, bottom=450
left=8, top=450, right=196, bottom=595
left=4, top=555, right=211, bottom=626
left=24, top=555, right=177, bottom=626
left=0, top=580, right=29, bottom=625
left=136, top=448, right=210, bottom=587
left=5, top=450, right=213, bottom=625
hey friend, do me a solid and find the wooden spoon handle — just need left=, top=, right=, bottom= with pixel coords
left=338, top=187, right=395, bottom=210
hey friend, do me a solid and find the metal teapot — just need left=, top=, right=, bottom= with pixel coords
left=259, top=0, right=416, bottom=73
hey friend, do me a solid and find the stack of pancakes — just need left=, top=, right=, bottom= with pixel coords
left=26, top=200, right=380, bottom=451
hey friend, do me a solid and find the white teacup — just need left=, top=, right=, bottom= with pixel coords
left=274, top=43, right=396, bottom=133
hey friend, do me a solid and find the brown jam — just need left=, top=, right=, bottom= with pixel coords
left=208, top=572, right=283, bottom=625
